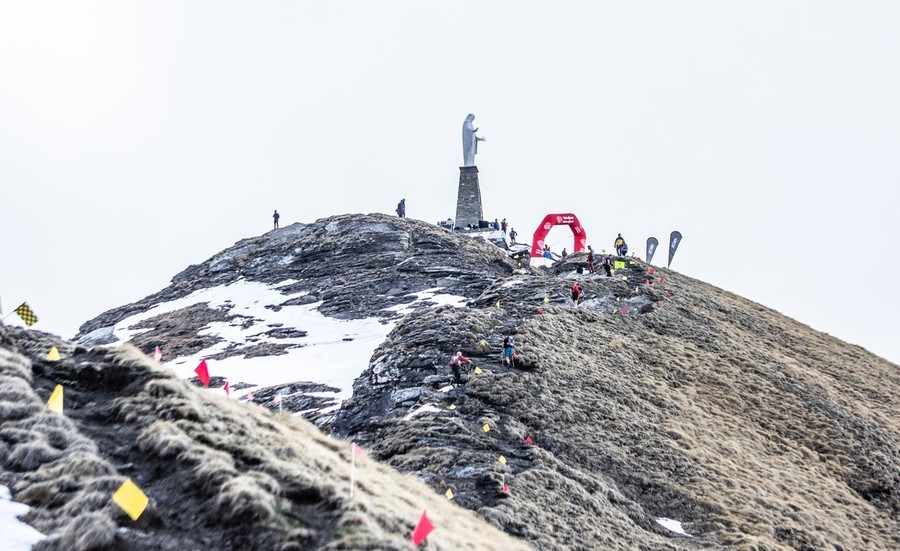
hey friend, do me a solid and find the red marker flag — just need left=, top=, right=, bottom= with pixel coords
left=153, top=346, right=162, bottom=362
left=664, top=290, right=670, bottom=297
left=411, top=510, right=434, bottom=546
left=620, top=306, right=628, bottom=314
left=648, top=267, right=656, bottom=274
left=502, top=484, right=510, bottom=494
left=525, top=435, right=533, bottom=445
left=224, top=380, right=230, bottom=396
left=195, top=360, right=210, bottom=387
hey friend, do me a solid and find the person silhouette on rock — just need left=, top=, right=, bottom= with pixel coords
left=273, top=210, right=280, bottom=229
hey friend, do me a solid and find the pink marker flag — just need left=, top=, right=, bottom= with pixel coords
left=274, top=392, right=282, bottom=404
left=525, top=435, right=533, bottom=445
left=353, top=442, right=366, bottom=458
left=224, top=380, right=230, bottom=396
left=659, top=277, right=665, bottom=283
left=502, top=484, right=510, bottom=494
left=620, top=306, right=628, bottom=314
left=664, top=290, right=670, bottom=297
left=411, top=510, right=434, bottom=546
left=194, top=359, right=210, bottom=387
left=153, top=346, right=162, bottom=362
left=648, top=267, right=655, bottom=274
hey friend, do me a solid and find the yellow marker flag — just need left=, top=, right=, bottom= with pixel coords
left=445, top=488, right=454, bottom=500
left=614, top=261, right=626, bottom=270
left=543, top=297, right=550, bottom=303
left=474, top=366, right=483, bottom=374
left=482, top=423, right=491, bottom=433
left=498, top=455, right=507, bottom=465
left=621, top=275, right=628, bottom=281
left=47, top=385, right=63, bottom=413
left=14, top=302, right=38, bottom=326
left=113, top=479, right=149, bottom=521
left=449, top=404, right=456, bottom=410
left=46, top=346, right=61, bottom=362
left=495, top=300, right=501, bottom=308
left=616, top=297, right=620, bottom=302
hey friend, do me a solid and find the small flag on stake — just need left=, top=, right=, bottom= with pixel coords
left=445, top=488, right=454, bottom=500
left=621, top=275, right=628, bottom=281
left=194, top=359, right=210, bottom=387
left=411, top=510, right=434, bottom=546
left=223, top=381, right=230, bottom=396
left=502, top=484, right=510, bottom=494
left=648, top=267, right=655, bottom=274
left=474, top=366, right=483, bottom=374
left=538, top=306, right=545, bottom=314
left=659, top=277, right=665, bottom=283
left=46, top=346, right=61, bottom=362
left=664, top=290, right=670, bottom=297
left=525, top=435, right=533, bottom=445
left=620, top=306, right=628, bottom=314
left=47, top=385, right=63, bottom=413
left=498, top=455, right=507, bottom=465
left=495, top=300, right=501, bottom=308
left=353, top=442, right=366, bottom=458
left=112, top=479, right=149, bottom=521
left=449, top=403, right=456, bottom=410
left=153, top=346, right=162, bottom=362
left=482, top=423, right=491, bottom=433
left=14, top=303, right=38, bottom=326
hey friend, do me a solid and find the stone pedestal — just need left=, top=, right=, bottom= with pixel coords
left=454, top=166, right=483, bottom=230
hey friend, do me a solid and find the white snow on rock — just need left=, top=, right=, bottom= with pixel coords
left=500, top=279, right=524, bottom=288
left=111, top=280, right=465, bottom=414
left=656, top=517, right=692, bottom=537
left=0, top=485, right=45, bottom=550
left=403, top=404, right=443, bottom=420
left=385, top=288, right=467, bottom=315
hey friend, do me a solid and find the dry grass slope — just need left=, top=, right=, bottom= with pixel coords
left=0, top=328, right=533, bottom=550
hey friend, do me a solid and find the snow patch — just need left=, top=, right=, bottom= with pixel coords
left=385, top=288, right=466, bottom=315
left=0, top=486, right=45, bottom=550
left=403, top=404, right=442, bottom=420
left=500, top=279, right=524, bottom=288
left=656, top=517, right=692, bottom=537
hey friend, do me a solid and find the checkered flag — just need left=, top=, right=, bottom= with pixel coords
left=15, top=302, right=39, bottom=326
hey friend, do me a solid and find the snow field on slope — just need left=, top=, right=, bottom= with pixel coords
left=111, top=280, right=466, bottom=413
left=0, top=486, right=45, bottom=551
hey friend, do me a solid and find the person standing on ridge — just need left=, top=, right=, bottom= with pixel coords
left=571, top=283, right=582, bottom=307
left=449, top=351, right=471, bottom=384
left=586, top=246, right=595, bottom=274
left=614, top=234, right=628, bottom=256
left=273, top=210, right=280, bottom=229
left=601, top=254, right=613, bottom=277
left=509, top=228, right=517, bottom=243
left=501, top=335, right=516, bottom=366
left=561, top=247, right=568, bottom=258
left=396, top=199, right=406, bottom=218
left=501, top=218, right=508, bottom=234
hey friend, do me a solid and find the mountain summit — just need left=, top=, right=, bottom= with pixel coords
left=3, top=213, right=897, bottom=550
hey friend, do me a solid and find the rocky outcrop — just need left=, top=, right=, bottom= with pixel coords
left=64, top=212, right=899, bottom=550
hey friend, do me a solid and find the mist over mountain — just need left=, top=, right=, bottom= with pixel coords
left=2, top=213, right=897, bottom=550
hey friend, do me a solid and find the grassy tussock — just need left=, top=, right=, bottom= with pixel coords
left=102, top=344, right=532, bottom=550
left=35, top=511, right=117, bottom=551
left=0, top=348, right=34, bottom=382
left=215, top=473, right=278, bottom=523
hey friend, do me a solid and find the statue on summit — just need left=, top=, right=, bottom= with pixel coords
left=462, top=114, right=485, bottom=167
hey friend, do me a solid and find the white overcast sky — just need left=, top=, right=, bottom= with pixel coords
left=2, top=2, right=899, bottom=365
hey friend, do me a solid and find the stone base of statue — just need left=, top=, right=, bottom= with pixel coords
left=454, top=166, right=484, bottom=230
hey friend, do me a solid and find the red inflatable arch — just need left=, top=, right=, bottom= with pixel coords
left=530, top=213, right=588, bottom=257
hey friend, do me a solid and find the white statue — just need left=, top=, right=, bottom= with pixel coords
left=462, top=114, right=485, bottom=166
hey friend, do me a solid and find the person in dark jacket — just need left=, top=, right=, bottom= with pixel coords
left=273, top=210, right=280, bottom=229
left=502, top=335, right=516, bottom=366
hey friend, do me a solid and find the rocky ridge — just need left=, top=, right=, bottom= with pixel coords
left=42, top=213, right=900, bottom=549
